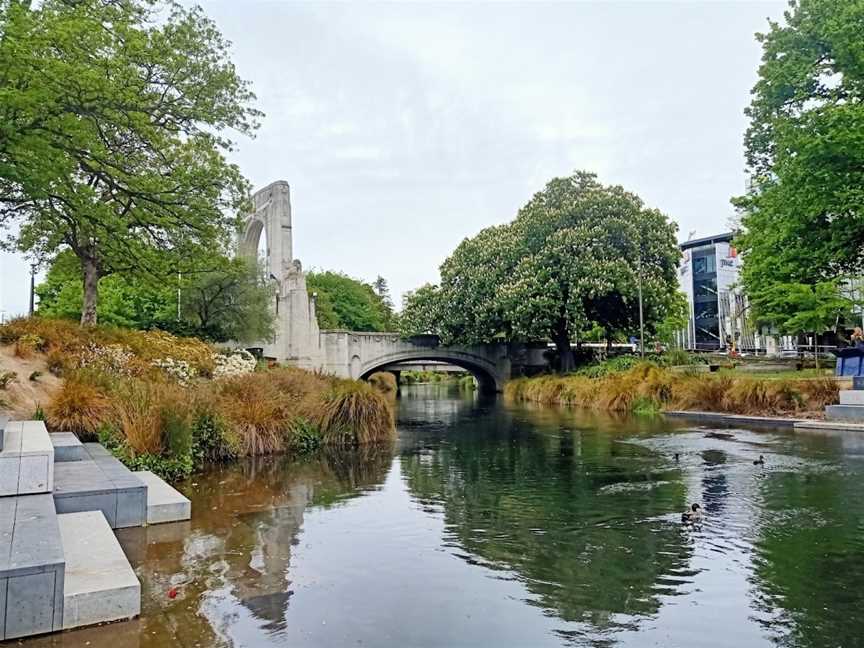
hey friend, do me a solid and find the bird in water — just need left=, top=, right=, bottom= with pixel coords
left=674, top=453, right=680, bottom=463
left=681, top=503, right=702, bottom=523
left=753, top=454, right=765, bottom=466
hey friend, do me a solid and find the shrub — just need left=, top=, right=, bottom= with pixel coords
left=46, top=376, right=111, bottom=436
left=191, top=410, right=239, bottom=464
left=14, top=333, right=45, bottom=359
left=288, top=417, right=322, bottom=454
left=110, top=379, right=166, bottom=454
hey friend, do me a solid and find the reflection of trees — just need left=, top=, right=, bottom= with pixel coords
left=114, top=447, right=394, bottom=647
left=400, top=407, right=690, bottom=631
left=753, top=470, right=864, bottom=648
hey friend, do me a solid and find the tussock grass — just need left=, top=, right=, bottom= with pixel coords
left=368, top=371, right=397, bottom=394
left=316, top=382, right=396, bottom=446
left=507, top=363, right=839, bottom=416
left=46, top=375, right=111, bottom=436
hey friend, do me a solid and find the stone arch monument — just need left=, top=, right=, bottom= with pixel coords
left=240, top=181, right=321, bottom=368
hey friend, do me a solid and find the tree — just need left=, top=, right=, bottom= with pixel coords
left=179, top=257, right=275, bottom=343
left=400, top=172, right=681, bottom=371
left=36, top=249, right=175, bottom=330
left=372, top=275, right=398, bottom=329
left=399, top=284, right=443, bottom=338
left=0, top=0, right=260, bottom=325
left=735, top=0, right=864, bottom=298
left=36, top=249, right=274, bottom=343
left=306, top=271, right=393, bottom=332
left=750, top=281, right=852, bottom=366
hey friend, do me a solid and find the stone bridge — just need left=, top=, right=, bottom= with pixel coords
left=239, top=181, right=550, bottom=392
left=318, top=332, right=517, bottom=393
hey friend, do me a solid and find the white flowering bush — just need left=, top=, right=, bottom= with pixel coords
left=78, top=343, right=136, bottom=375
left=151, top=357, right=197, bottom=386
left=213, top=349, right=257, bottom=379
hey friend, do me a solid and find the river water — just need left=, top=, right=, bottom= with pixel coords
left=23, top=384, right=864, bottom=648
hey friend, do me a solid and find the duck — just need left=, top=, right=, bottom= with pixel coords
left=674, top=453, right=680, bottom=463
left=681, top=503, right=702, bottom=523
left=753, top=455, right=765, bottom=466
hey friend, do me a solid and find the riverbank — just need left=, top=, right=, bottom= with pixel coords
left=0, top=317, right=395, bottom=480
left=505, top=363, right=839, bottom=418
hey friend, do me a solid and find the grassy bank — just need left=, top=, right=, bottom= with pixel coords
left=0, top=317, right=395, bottom=480
left=505, top=363, right=838, bottom=417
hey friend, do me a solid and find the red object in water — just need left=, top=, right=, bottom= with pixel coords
left=168, top=587, right=178, bottom=599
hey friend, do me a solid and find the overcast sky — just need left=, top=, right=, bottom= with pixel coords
left=0, top=0, right=788, bottom=320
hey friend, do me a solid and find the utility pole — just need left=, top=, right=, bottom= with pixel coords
left=637, top=253, right=645, bottom=358
left=28, top=263, right=36, bottom=316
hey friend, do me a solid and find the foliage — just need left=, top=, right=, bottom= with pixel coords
left=506, top=366, right=838, bottom=416
left=307, top=270, right=395, bottom=332
left=36, top=250, right=274, bottom=343
left=748, top=281, right=852, bottom=338
left=400, top=172, right=681, bottom=371
left=287, top=417, right=322, bottom=454
left=0, top=0, right=260, bottom=325
left=372, top=275, right=398, bottom=329
left=399, top=284, right=444, bottom=337
left=735, top=0, right=864, bottom=311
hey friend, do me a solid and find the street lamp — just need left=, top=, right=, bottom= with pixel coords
left=28, top=263, right=37, bottom=316
left=637, top=253, right=645, bottom=358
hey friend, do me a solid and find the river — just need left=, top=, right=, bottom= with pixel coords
left=22, top=384, right=864, bottom=647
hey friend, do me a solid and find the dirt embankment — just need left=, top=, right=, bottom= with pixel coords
left=0, top=345, right=60, bottom=419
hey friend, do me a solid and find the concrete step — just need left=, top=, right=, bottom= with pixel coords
left=53, top=444, right=146, bottom=529
left=49, top=432, right=87, bottom=462
left=0, top=420, right=54, bottom=497
left=133, top=471, right=191, bottom=524
left=0, top=493, right=65, bottom=640
left=825, top=404, right=864, bottom=422
left=58, top=511, right=140, bottom=630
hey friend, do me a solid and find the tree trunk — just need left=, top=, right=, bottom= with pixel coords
left=553, top=326, right=574, bottom=373
left=80, top=255, right=100, bottom=326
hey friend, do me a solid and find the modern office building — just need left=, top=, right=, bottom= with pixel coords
left=677, top=232, right=750, bottom=351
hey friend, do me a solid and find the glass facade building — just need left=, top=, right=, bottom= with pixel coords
left=678, top=233, right=745, bottom=351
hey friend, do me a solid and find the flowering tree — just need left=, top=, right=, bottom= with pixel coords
left=401, top=172, right=681, bottom=371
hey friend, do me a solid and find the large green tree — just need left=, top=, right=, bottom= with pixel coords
left=401, top=172, right=681, bottom=371
left=307, top=271, right=395, bottom=332
left=36, top=249, right=274, bottom=343
left=0, top=0, right=260, bottom=325
left=735, top=0, right=864, bottom=307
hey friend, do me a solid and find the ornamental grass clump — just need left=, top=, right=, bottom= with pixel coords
left=315, top=382, right=396, bottom=446
left=506, top=364, right=839, bottom=417
left=45, top=375, right=111, bottom=437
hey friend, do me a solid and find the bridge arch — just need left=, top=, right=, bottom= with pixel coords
left=358, top=349, right=503, bottom=394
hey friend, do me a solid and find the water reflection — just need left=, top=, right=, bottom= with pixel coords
left=19, top=384, right=864, bottom=648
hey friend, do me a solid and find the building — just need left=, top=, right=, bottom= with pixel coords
left=677, top=232, right=751, bottom=352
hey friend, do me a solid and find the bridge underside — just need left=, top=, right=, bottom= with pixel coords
left=359, top=353, right=503, bottom=394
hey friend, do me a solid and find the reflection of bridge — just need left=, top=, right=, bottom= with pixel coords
left=240, top=181, right=550, bottom=392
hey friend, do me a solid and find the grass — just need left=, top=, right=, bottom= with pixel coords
left=1, top=317, right=395, bottom=481
left=368, top=371, right=398, bottom=394
left=506, top=362, right=839, bottom=417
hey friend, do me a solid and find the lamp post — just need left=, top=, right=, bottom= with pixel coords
left=28, top=263, right=37, bottom=316
left=637, top=253, right=645, bottom=358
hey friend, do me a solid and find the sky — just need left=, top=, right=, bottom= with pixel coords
left=0, top=0, right=789, bottom=320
